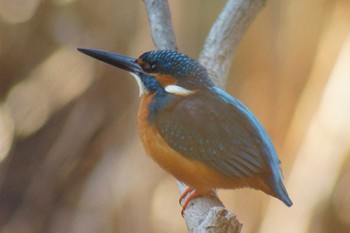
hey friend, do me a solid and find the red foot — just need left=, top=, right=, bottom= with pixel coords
left=179, top=187, right=194, bottom=204
left=179, top=187, right=202, bottom=216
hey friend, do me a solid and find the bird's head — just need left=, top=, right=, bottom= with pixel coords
left=78, top=48, right=213, bottom=96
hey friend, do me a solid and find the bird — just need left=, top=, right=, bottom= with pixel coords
left=77, top=48, right=293, bottom=213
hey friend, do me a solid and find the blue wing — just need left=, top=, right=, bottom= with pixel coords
left=155, top=87, right=281, bottom=179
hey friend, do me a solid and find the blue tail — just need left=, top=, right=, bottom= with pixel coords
left=276, top=179, right=293, bottom=207
left=265, top=174, right=293, bottom=207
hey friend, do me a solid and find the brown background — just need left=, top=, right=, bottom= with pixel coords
left=0, top=0, right=350, bottom=232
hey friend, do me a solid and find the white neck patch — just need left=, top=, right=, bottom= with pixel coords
left=164, top=85, right=194, bottom=96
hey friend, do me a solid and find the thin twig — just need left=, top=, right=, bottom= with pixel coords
left=199, top=0, right=265, bottom=89
left=144, top=0, right=177, bottom=50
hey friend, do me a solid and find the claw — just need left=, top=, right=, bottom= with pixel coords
left=179, top=187, right=194, bottom=204
left=179, top=187, right=202, bottom=216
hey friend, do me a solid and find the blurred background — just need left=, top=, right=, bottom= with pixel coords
left=0, top=0, right=350, bottom=232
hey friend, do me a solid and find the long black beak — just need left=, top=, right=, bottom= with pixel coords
left=77, top=48, right=142, bottom=74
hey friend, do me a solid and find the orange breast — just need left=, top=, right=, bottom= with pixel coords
left=137, top=93, right=272, bottom=195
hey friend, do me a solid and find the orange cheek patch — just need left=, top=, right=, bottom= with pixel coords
left=155, top=74, right=178, bottom=87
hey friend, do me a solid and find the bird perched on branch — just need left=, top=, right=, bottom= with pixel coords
left=78, top=48, right=293, bottom=213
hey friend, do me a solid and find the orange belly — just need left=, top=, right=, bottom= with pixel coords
left=137, top=93, right=272, bottom=195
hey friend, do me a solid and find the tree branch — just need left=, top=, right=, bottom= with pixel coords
left=199, top=0, right=265, bottom=89
left=177, top=182, right=242, bottom=233
left=144, top=0, right=265, bottom=232
left=144, top=0, right=177, bottom=50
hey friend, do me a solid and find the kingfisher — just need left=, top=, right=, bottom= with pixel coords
left=78, top=48, right=293, bottom=213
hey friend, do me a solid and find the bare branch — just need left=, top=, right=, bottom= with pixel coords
left=144, top=0, right=177, bottom=50
left=199, top=0, right=265, bottom=88
left=177, top=182, right=242, bottom=233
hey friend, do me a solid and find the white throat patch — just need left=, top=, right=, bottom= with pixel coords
left=130, top=72, right=146, bottom=96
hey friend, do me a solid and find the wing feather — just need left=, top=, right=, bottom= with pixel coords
left=155, top=87, right=277, bottom=179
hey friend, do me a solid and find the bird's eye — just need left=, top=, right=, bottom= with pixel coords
left=142, top=62, right=158, bottom=73
left=142, top=62, right=151, bottom=71
left=151, top=63, right=158, bottom=71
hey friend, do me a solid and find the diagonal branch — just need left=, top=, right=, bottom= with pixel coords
left=199, top=0, right=265, bottom=89
left=144, top=0, right=265, bottom=232
left=144, top=0, right=177, bottom=50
